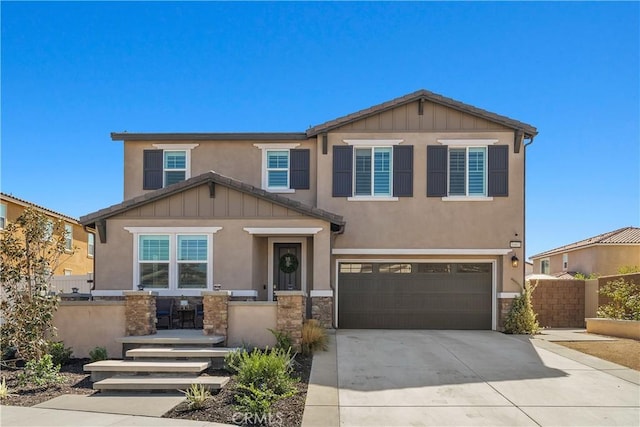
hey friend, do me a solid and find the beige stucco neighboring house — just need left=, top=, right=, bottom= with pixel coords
left=80, top=89, right=538, bottom=330
left=530, top=227, right=640, bottom=277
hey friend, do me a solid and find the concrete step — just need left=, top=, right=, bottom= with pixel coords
left=93, top=374, right=229, bottom=392
left=84, top=360, right=210, bottom=381
left=126, top=346, right=237, bottom=359
left=116, top=330, right=225, bottom=346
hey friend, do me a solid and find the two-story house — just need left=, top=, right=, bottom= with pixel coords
left=80, top=89, right=537, bottom=330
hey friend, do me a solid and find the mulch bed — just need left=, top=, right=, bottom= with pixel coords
left=164, top=354, right=313, bottom=426
left=1, top=358, right=95, bottom=407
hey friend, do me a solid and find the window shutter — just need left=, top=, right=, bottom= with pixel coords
left=143, top=150, right=163, bottom=190
left=290, top=149, right=310, bottom=190
left=488, top=145, right=509, bottom=197
left=393, top=145, right=413, bottom=197
left=426, top=146, right=447, bottom=197
left=332, top=145, right=353, bottom=197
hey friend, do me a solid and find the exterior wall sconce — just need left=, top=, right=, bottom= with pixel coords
left=511, top=255, right=519, bottom=268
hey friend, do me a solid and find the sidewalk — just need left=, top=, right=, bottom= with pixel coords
left=1, top=405, right=231, bottom=427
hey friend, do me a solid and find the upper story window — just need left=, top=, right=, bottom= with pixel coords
left=143, top=144, right=198, bottom=190
left=541, top=259, right=550, bottom=274
left=64, top=224, right=73, bottom=251
left=562, top=253, right=568, bottom=271
left=254, top=143, right=310, bottom=193
left=427, top=139, right=508, bottom=200
left=0, top=203, right=6, bottom=229
left=332, top=140, right=413, bottom=200
left=87, top=233, right=95, bottom=257
left=44, top=219, right=54, bottom=241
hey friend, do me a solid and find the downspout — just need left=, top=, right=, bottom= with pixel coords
left=523, top=136, right=535, bottom=291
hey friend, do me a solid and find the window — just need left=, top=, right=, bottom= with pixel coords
left=541, top=259, right=550, bottom=274
left=266, top=150, right=289, bottom=189
left=87, top=233, right=95, bottom=257
left=379, top=263, right=412, bottom=273
left=139, top=235, right=170, bottom=288
left=64, top=224, right=73, bottom=251
left=448, top=147, right=486, bottom=196
left=143, top=144, right=198, bottom=190
left=44, top=220, right=54, bottom=241
left=63, top=269, right=72, bottom=276
left=255, top=144, right=310, bottom=192
left=562, top=254, right=568, bottom=271
left=340, top=263, right=373, bottom=273
left=177, top=235, right=207, bottom=288
left=332, top=141, right=413, bottom=199
left=0, top=203, right=6, bottom=229
left=355, top=147, right=392, bottom=197
left=164, top=151, right=187, bottom=186
left=418, top=263, right=452, bottom=274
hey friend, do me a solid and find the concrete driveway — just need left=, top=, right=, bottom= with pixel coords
left=303, top=330, right=640, bottom=426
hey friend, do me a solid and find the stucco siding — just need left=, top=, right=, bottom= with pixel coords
left=534, top=245, right=640, bottom=276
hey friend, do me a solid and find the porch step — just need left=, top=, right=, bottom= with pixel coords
left=85, top=360, right=210, bottom=381
left=116, top=331, right=225, bottom=346
left=126, top=347, right=237, bottom=359
left=93, top=374, right=229, bottom=392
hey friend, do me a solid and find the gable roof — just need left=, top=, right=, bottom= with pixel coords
left=79, top=171, right=345, bottom=230
left=531, top=227, right=640, bottom=259
left=305, top=89, right=538, bottom=138
left=1, top=192, right=80, bottom=224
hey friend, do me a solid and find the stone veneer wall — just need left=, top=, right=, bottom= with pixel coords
left=202, top=291, right=230, bottom=340
left=311, top=296, right=333, bottom=328
left=496, top=298, right=514, bottom=331
left=124, top=291, right=156, bottom=336
left=275, top=291, right=306, bottom=351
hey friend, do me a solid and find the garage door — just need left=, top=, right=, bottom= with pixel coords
left=338, top=262, right=492, bottom=329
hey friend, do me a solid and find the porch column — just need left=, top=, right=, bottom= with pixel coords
left=202, top=290, right=230, bottom=340
left=497, top=297, right=515, bottom=331
left=311, top=290, right=334, bottom=329
left=275, top=290, right=306, bottom=351
left=124, top=291, right=157, bottom=336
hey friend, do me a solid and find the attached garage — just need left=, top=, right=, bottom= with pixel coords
left=337, top=262, right=493, bottom=329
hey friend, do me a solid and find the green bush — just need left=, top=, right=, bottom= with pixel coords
left=18, top=354, right=64, bottom=387
left=48, top=341, right=73, bottom=366
left=235, top=383, right=285, bottom=421
left=180, top=383, right=211, bottom=410
left=597, top=278, right=640, bottom=321
left=268, top=328, right=293, bottom=351
left=504, top=281, right=540, bottom=335
left=617, top=265, right=640, bottom=274
left=301, top=319, right=328, bottom=356
left=89, top=346, right=108, bottom=362
left=224, top=348, right=248, bottom=374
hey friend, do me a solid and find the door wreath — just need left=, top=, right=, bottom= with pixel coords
left=279, top=253, right=299, bottom=274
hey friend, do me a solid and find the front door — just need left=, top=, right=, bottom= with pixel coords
left=274, top=243, right=302, bottom=291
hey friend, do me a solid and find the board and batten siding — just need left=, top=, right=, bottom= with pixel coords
left=121, top=184, right=305, bottom=219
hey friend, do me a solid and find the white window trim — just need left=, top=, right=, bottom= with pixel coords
left=152, top=144, right=198, bottom=187
left=343, top=139, right=404, bottom=146
left=346, top=145, right=394, bottom=199
left=243, top=227, right=322, bottom=235
left=442, top=196, right=493, bottom=202
left=125, top=227, right=221, bottom=292
left=253, top=143, right=300, bottom=193
left=87, top=233, right=95, bottom=258
left=0, top=203, right=7, bottom=230
left=347, top=196, right=398, bottom=202
left=437, top=139, right=498, bottom=146
left=64, top=223, right=73, bottom=252
left=562, top=253, right=569, bottom=271
left=540, top=258, right=551, bottom=274
left=446, top=146, right=487, bottom=198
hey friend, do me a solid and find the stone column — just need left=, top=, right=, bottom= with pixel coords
left=275, top=290, right=306, bottom=351
left=497, top=297, right=516, bottom=331
left=124, top=291, right=157, bottom=336
left=310, top=290, right=333, bottom=329
left=202, top=291, right=230, bottom=339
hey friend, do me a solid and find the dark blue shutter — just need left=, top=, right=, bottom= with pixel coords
left=393, top=145, right=413, bottom=197
left=332, top=146, right=353, bottom=197
left=290, top=149, right=310, bottom=190
left=426, top=146, right=447, bottom=197
left=488, top=145, right=509, bottom=197
left=143, top=150, right=163, bottom=190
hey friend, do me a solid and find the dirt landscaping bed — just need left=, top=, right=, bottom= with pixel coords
left=554, top=337, right=640, bottom=371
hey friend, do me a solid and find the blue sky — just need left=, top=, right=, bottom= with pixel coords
left=1, top=1, right=638, bottom=259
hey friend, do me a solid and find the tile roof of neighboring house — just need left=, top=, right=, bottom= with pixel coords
left=110, top=89, right=538, bottom=142
left=0, top=192, right=80, bottom=223
left=531, top=227, right=640, bottom=259
left=305, top=89, right=539, bottom=138
left=79, top=171, right=346, bottom=230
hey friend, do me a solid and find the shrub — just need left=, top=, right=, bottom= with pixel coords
left=617, top=265, right=640, bottom=274
left=301, top=319, right=328, bottom=356
left=224, top=348, right=248, bottom=374
left=597, top=278, right=640, bottom=321
left=18, top=354, right=64, bottom=387
left=268, top=328, right=293, bottom=351
left=89, top=346, right=108, bottom=362
left=48, top=341, right=73, bottom=366
left=0, top=377, right=11, bottom=399
left=504, top=281, right=540, bottom=335
left=180, top=383, right=211, bottom=410
left=234, top=383, right=284, bottom=422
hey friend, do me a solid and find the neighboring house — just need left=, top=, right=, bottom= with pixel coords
left=530, top=227, right=640, bottom=277
left=80, top=89, right=538, bottom=330
left=1, top=193, right=95, bottom=277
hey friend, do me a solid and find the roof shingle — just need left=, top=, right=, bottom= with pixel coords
left=531, top=227, right=640, bottom=259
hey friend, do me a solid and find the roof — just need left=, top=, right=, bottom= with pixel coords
left=1, top=192, right=80, bottom=223
left=79, top=171, right=346, bottom=229
left=110, top=89, right=538, bottom=142
left=306, top=89, right=538, bottom=138
left=531, top=227, right=640, bottom=259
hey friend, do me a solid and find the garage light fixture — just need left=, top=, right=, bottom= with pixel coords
left=511, top=255, right=519, bottom=268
